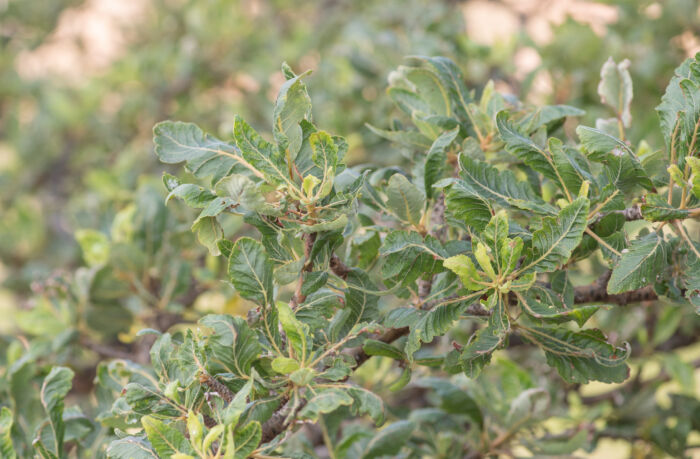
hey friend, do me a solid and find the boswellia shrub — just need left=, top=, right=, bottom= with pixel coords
left=3, top=54, right=700, bottom=458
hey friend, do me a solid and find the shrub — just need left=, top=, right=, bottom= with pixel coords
left=3, top=53, right=700, bottom=458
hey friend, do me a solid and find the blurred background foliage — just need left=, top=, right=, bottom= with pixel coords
left=2, top=0, right=700, bottom=457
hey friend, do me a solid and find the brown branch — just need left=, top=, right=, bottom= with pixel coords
left=591, top=204, right=643, bottom=225
left=573, top=271, right=660, bottom=305
left=80, top=337, right=134, bottom=361
left=199, top=372, right=234, bottom=404
left=260, top=395, right=293, bottom=444
left=292, top=233, right=317, bottom=307
left=418, top=193, right=448, bottom=306
left=329, top=254, right=350, bottom=280
left=581, top=357, right=700, bottom=405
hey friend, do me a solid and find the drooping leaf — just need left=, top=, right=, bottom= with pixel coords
left=521, top=327, right=629, bottom=383
left=608, top=232, right=668, bottom=294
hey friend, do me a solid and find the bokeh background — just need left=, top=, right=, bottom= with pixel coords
left=2, top=1, right=700, bottom=457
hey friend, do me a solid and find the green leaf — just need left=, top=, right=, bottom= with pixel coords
left=443, top=255, right=485, bottom=291
left=215, top=174, right=276, bottom=215
left=226, top=421, right=261, bottom=459
left=365, top=124, right=433, bottom=150
left=404, top=66, right=451, bottom=116
left=192, top=216, right=224, bottom=256
left=657, top=54, right=700, bottom=158
left=199, top=314, right=261, bottom=377
left=520, top=197, right=589, bottom=274
left=124, top=382, right=181, bottom=417
left=75, top=229, right=110, bottom=267
left=362, top=420, right=415, bottom=459
left=424, top=127, right=459, bottom=198
left=362, top=339, right=406, bottom=361
left=202, top=426, right=225, bottom=454
left=106, top=437, right=158, bottom=459
left=517, top=105, right=585, bottom=132
left=310, top=131, right=339, bottom=198
left=458, top=156, right=557, bottom=215
left=577, top=126, right=653, bottom=192
left=497, top=111, right=563, bottom=190
left=517, top=286, right=599, bottom=327
left=277, top=302, right=310, bottom=360
left=186, top=411, right=203, bottom=449
left=346, top=386, right=385, bottom=425
left=222, top=378, right=253, bottom=426
left=142, top=416, right=194, bottom=457
left=521, top=327, right=630, bottom=383
left=687, top=157, right=700, bottom=199
left=608, top=232, right=668, bottom=294
left=39, top=366, right=74, bottom=457
left=336, top=270, right=380, bottom=338
left=228, top=237, right=274, bottom=306
left=549, top=138, right=591, bottom=197
left=380, top=231, right=446, bottom=287
left=412, top=56, right=473, bottom=125
left=461, top=295, right=509, bottom=378
left=299, top=388, right=354, bottom=422
left=598, top=57, right=633, bottom=127
left=233, top=115, right=291, bottom=187
left=273, top=68, right=311, bottom=158
left=153, top=121, right=255, bottom=184
left=641, top=193, right=689, bottom=221
left=405, top=294, right=481, bottom=360
left=385, top=173, right=425, bottom=226
left=444, top=180, right=492, bottom=231
left=0, top=407, right=16, bottom=459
